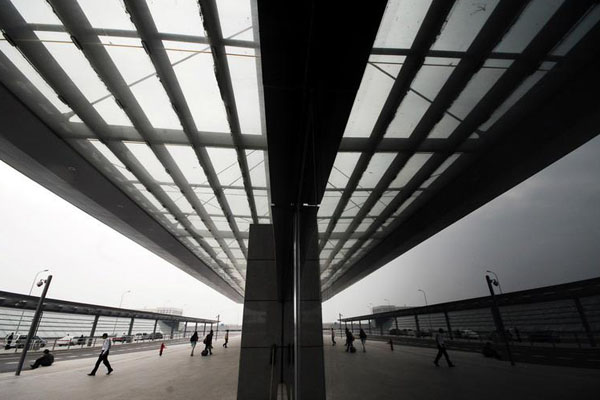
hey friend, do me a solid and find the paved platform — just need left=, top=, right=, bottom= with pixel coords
left=1, top=336, right=599, bottom=399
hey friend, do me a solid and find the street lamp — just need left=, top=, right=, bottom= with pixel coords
left=418, top=289, right=433, bottom=333
left=14, top=269, right=49, bottom=338
left=112, top=290, right=131, bottom=335
left=486, top=269, right=504, bottom=294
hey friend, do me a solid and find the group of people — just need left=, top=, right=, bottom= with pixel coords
left=187, top=329, right=229, bottom=357
left=331, top=326, right=456, bottom=367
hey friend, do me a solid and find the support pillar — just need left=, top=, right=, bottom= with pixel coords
left=444, top=311, right=453, bottom=339
left=394, top=317, right=399, bottom=333
left=183, top=321, right=188, bottom=338
left=574, top=297, right=596, bottom=347
left=203, top=322, right=206, bottom=336
left=127, top=317, right=134, bottom=336
left=170, top=325, right=174, bottom=340
left=368, top=319, right=372, bottom=335
left=152, top=319, right=158, bottom=340
left=88, top=315, right=99, bottom=346
left=414, top=314, right=421, bottom=335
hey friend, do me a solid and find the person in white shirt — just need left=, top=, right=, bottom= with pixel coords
left=434, top=328, right=454, bottom=367
left=88, top=333, right=113, bottom=376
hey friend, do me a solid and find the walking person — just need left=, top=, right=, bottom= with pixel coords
left=30, top=349, right=54, bottom=369
left=203, top=330, right=214, bottom=355
left=190, top=331, right=199, bottom=356
left=88, top=333, right=113, bottom=376
left=345, top=328, right=355, bottom=352
left=331, top=328, right=336, bottom=346
left=159, top=342, right=166, bottom=356
left=359, top=328, right=367, bottom=352
left=5, top=332, right=14, bottom=350
left=434, top=328, right=454, bottom=367
left=222, top=330, right=229, bottom=348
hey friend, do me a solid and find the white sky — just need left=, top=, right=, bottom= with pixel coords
left=1, top=136, right=599, bottom=324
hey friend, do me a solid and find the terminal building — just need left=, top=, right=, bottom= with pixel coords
left=1, top=0, right=600, bottom=398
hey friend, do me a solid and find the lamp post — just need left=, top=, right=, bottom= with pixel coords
left=418, top=289, right=433, bottom=333
left=338, top=313, right=343, bottom=337
left=486, top=274, right=515, bottom=366
left=112, top=290, right=131, bottom=335
left=486, top=270, right=504, bottom=294
left=215, top=314, right=220, bottom=341
left=14, top=269, right=49, bottom=339
left=16, top=275, right=52, bottom=376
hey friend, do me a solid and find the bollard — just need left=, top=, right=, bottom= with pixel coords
left=388, top=339, right=394, bottom=351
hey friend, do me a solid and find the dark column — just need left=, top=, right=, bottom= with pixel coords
left=574, top=297, right=596, bottom=347
left=203, top=322, right=206, bottom=336
left=152, top=319, right=158, bottom=340
left=183, top=321, right=188, bottom=338
left=88, top=315, right=99, bottom=346
left=414, top=314, right=421, bottom=335
left=368, top=319, right=372, bottom=334
left=351, top=321, right=354, bottom=334
left=394, top=317, right=399, bottom=332
left=194, top=322, right=198, bottom=333
left=170, top=325, right=174, bottom=340
left=127, top=318, right=134, bottom=336
left=444, top=311, right=453, bottom=340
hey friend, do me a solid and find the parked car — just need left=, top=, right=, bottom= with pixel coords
left=13, top=335, right=46, bottom=349
left=112, top=334, right=133, bottom=343
left=148, top=332, right=163, bottom=340
left=134, top=333, right=145, bottom=341
left=56, top=335, right=76, bottom=346
left=460, top=329, right=480, bottom=339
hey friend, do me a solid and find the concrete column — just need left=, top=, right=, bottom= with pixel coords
left=88, top=315, right=99, bottom=346
left=414, top=314, right=421, bottom=335
left=351, top=321, right=354, bottom=334
left=394, top=317, right=399, bottom=332
left=183, top=321, right=188, bottom=338
left=444, top=311, right=453, bottom=339
left=368, top=319, right=372, bottom=334
left=170, top=325, right=174, bottom=340
left=574, top=297, right=596, bottom=347
left=194, top=322, right=198, bottom=333
left=237, top=219, right=325, bottom=400
left=203, top=322, right=206, bottom=336
left=127, top=317, right=134, bottom=336
left=152, top=319, right=158, bottom=341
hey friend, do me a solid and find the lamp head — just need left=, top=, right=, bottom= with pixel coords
left=36, top=279, right=44, bottom=287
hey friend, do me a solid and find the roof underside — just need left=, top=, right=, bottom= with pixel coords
left=1, top=0, right=600, bottom=303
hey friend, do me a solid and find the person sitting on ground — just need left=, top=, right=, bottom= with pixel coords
left=30, top=349, right=54, bottom=369
left=482, top=342, right=501, bottom=360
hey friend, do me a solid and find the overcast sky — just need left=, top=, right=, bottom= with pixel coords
left=1, top=136, right=599, bottom=324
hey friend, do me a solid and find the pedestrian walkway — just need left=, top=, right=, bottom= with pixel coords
left=2, top=336, right=599, bottom=399
left=0, top=337, right=240, bottom=400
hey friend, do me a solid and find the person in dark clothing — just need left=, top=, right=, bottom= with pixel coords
left=88, top=333, right=113, bottom=376
left=222, top=330, right=229, bottom=348
left=359, top=328, right=367, bottom=352
left=5, top=332, right=14, bottom=350
left=345, top=328, right=355, bottom=352
left=204, top=330, right=214, bottom=355
left=30, top=349, right=54, bottom=369
left=434, top=328, right=454, bottom=367
left=190, top=331, right=199, bottom=356
left=331, top=328, right=336, bottom=346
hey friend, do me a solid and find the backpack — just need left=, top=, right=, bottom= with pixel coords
left=201, top=349, right=208, bottom=356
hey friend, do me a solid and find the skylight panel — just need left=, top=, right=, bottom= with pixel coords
left=318, top=191, right=342, bottom=218
left=390, top=153, right=432, bottom=188
left=146, top=0, right=205, bottom=37
left=411, top=58, right=458, bottom=100
left=78, top=0, right=135, bottom=30
left=88, top=139, right=136, bottom=181
left=426, top=114, right=459, bottom=139
left=356, top=218, right=375, bottom=232
left=0, top=41, right=71, bottom=114
left=246, top=150, right=266, bottom=187
left=36, top=31, right=108, bottom=103
left=326, top=153, right=361, bottom=189
left=384, top=91, right=429, bottom=138
left=357, top=153, right=395, bottom=189
left=341, top=191, right=370, bottom=218
left=224, top=188, right=251, bottom=216
left=343, top=61, right=398, bottom=137
left=494, top=0, right=564, bottom=54
left=431, top=0, right=500, bottom=52
left=10, top=0, right=61, bottom=24
left=166, top=145, right=207, bottom=185
left=93, top=97, right=133, bottom=126
left=369, top=190, right=398, bottom=216
left=212, top=216, right=231, bottom=232
left=162, top=184, right=195, bottom=214
left=235, top=217, right=251, bottom=233
left=125, top=142, right=173, bottom=183
left=226, top=46, right=262, bottom=135
left=206, top=147, right=244, bottom=186
left=373, top=0, right=433, bottom=49
left=195, top=188, right=226, bottom=218
left=133, top=183, right=163, bottom=210
left=216, top=0, right=254, bottom=41
left=132, top=74, right=183, bottom=129
left=253, top=189, right=270, bottom=217
left=187, top=215, right=208, bottom=232
left=421, top=153, right=461, bottom=188
left=333, top=220, right=352, bottom=233
left=393, top=193, right=420, bottom=217
left=164, top=41, right=230, bottom=133
left=448, top=60, right=509, bottom=120
left=479, top=70, right=547, bottom=131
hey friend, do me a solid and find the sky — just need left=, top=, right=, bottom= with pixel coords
left=1, top=135, right=599, bottom=324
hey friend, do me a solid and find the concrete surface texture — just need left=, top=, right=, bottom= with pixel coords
left=0, top=338, right=240, bottom=400
left=2, top=335, right=599, bottom=399
left=324, top=339, right=600, bottom=400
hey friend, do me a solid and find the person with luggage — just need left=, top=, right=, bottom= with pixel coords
left=345, top=328, right=355, bottom=353
left=190, top=331, right=199, bottom=356
left=202, top=330, right=214, bottom=356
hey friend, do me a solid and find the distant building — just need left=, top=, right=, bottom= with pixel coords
left=143, top=307, right=183, bottom=316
